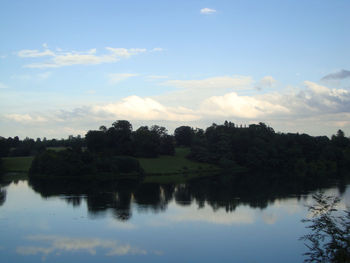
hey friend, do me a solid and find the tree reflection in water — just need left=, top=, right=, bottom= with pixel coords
left=0, top=188, right=6, bottom=207
left=26, top=173, right=349, bottom=223
left=0, top=180, right=11, bottom=207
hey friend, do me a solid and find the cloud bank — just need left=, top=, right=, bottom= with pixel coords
left=2, top=75, right=350, bottom=137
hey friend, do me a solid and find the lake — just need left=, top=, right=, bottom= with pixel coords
left=0, top=174, right=349, bottom=263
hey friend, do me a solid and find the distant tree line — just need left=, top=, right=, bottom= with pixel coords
left=185, top=121, right=350, bottom=176
left=0, top=135, right=84, bottom=157
left=2, top=120, right=350, bottom=177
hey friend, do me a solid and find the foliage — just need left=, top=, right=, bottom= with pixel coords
left=174, top=126, right=194, bottom=147
left=86, top=121, right=174, bottom=158
left=29, top=149, right=143, bottom=177
left=133, top=126, right=161, bottom=157
left=2, top=120, right=350, bottom=179
left=0, top=135, right=84, bottom=157
left=300, top=192, right=350, bottom=263
left=187, top=122, right=350, bottom=176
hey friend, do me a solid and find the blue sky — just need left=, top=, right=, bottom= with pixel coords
left=1, top=0, right=350, bottom=138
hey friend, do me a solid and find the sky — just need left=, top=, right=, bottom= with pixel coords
left=0, top=0, right=350, bottom=138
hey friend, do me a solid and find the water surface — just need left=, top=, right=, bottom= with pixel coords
left=0, top=175, right=349, bottom=262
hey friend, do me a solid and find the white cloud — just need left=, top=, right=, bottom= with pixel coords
left=198, top=80, right=350, bottom=119
left=4, top=113, right=47, bottom=123
left=200, top=8, right=217, bottom=14
left=17, top=49, right=55, bottom=58
left=304, top=80, right=330, bottom=94
left=18, top=46, right=151, bottom=68
left=301, top=81, right=350, bottom=112
left=157, top=75, right=255, bottom=109
left=92, top=95, right=199, bottom=122
left=0, top=82, right=9, bottom=89
left=108, top=73, right=138, bottom=84
left=2, top=76, right=350, bottom=137
left=105, top=47, right=146, bottom=58
left=200, top=92, right=290, bottom=118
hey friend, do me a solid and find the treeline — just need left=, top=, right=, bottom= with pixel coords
left=85, top=120, right=174, bottom=157
left=29, top=120, right=174, bottom=177
left=0, top=121, right=174, bottom=158
left=2, top=120, right=350, bottom=178
left=0, top=135, right=84, bottom=157
left=186, top=122, right=350, bottom=176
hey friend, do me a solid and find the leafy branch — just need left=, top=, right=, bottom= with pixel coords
left=300, top=192, right=350, bottom=263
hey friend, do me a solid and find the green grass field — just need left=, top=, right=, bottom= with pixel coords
left=2, top=156, right=34, bottom=172
left=46, top=146, right=67, bottom=151
left=138, top=147, right=218, bottom=175
left=1, top=147, right=220, bottom=183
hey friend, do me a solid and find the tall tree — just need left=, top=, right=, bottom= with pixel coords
left=174, top=126, right=194, bottom=147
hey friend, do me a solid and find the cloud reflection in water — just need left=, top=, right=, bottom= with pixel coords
left=16, top=235, right=155, bottom=259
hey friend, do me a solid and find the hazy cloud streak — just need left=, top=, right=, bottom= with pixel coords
left=16, top=235, right=150, bottom=258
left=163, top=76, right=253, bottom=90
left=108, top=73, right=138, bottom=84
left=17, top=46, right=156, bottom=68
left=0, top=82, right=9, bottom=89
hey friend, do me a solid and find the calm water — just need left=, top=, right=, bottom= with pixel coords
left=0, top=175, right=349, bottom=263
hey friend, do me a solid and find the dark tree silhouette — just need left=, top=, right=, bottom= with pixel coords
left=133, top=126, right=160, bottom=157
left=174, top=126, right=194, bottom=146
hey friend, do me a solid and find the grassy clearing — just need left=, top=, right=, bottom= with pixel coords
left=143, top=171, right=216, bottom=184
left=2, top=156, right=34, bottom=172
left=46, top=146, right=67, bottom=151
left=138, top=147, right=219, bottom=175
